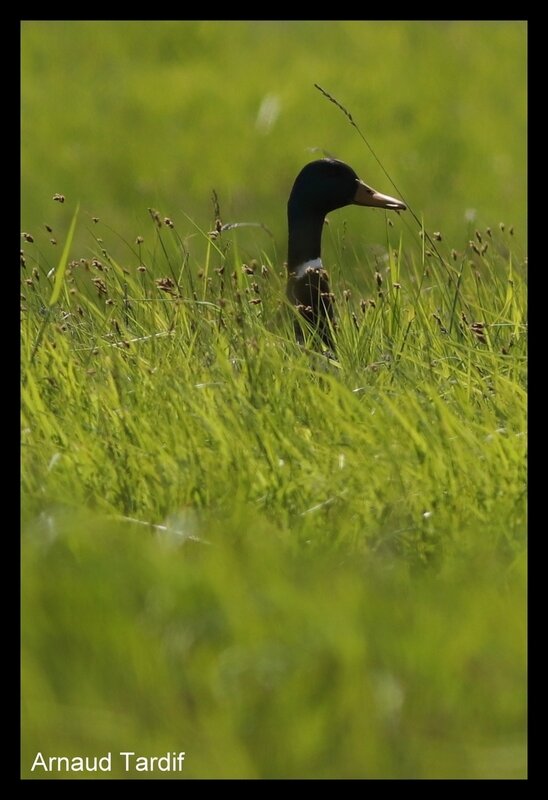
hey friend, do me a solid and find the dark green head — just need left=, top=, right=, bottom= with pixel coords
left=288, top=158, right=406, bottom=221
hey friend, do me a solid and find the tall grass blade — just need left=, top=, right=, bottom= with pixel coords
left=48, top=203, right=79, bottom=307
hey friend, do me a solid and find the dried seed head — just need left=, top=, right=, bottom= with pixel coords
left=375, top=271, right=383, bottom=288
left=249, top=298, right=262, bottom=305
left=343, top=289, right=351, bottom=301
left=509, top=226, right=514, bottom=236
left=425, top=250, right=433, bottom=257
left=451, top=249, right=458, bottom=261
left=93, top=217, right=99, bottom=224
left=136, top=236, right=144, bottom=245
left=92, top=278, right=108, bottom=295
left=22, top=232, right=34, bottom=243
left=164, top=217, right=174, bottom=228
left=469, top=241, right=481, bottom=255
left=45, top=224, right=53, bottom=233
left=137, top=265, right=147, bottom=273
left=368, top=299, right=376, bottom=308
left=393, top=282, right=401, bottom=289
left=105, top=299, right=114, bottom=305
left=261, top=264, right=269, bottom=277
left=486, top=227, right=492, bottom=238
left=148, top=208, right=162, bottom=227
left=50, top=238, right=57, bottom=245
left=470, top=322, right=487, bottom=343
left=25, top=278, right=34, bottom=287
left=360, top=299, right=367, bottom=313
left=53, top=193, right=65, bottom=203
left=242, top=264, right=255, bottom=275
left=475, top=230, right=482, bottom=243
left=499, top=222, right=505, bottom=232
left=433, top=231, right=442, bottom=241
left=32, top=267, right=40, bottom=281
left=251, top=282, right=260, bottom=294
left=433, top=313, right=447, bottom=333
left=20, top=253, right=26, bottom=268
left=155, top=277, right=177, bottom=294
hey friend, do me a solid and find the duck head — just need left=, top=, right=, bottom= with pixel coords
left=288, top=158, right=405, bottom=222
left=287, top=158, right=406, bottom=350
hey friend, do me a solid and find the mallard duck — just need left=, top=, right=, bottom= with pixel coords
left=286, top=158, right=406, bottom=351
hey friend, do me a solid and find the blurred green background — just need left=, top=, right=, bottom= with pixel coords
left=21, top=20, right=526, bottom=254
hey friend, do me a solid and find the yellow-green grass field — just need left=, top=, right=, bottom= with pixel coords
left=21, top=21, right=526, bottom=779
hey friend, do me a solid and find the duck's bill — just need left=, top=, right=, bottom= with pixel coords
left=354, top=179, right=406, bottom=211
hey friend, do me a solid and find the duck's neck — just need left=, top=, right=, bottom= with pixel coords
left=286, top=209, right=335, bottom=350
left=287, top=210, right=324, bottom=272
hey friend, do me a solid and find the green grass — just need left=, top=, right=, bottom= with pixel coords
left=21, top=21, right=526, bottom=779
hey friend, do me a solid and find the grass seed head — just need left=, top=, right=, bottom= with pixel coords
left=53, top=193, right=65, bottom=203
left=148, top=208, right=162, bottom=227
